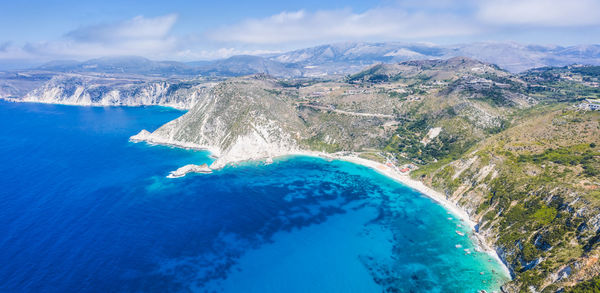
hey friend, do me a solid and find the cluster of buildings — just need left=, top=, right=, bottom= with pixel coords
left=578, top=99, right=600, bottom=111
left=383, top=154, right=417, bottom=174
left=344, top=88, right=375, bottom=95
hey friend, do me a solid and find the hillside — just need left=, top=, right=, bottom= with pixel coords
left=132, top=75, right=307, bottom=168
left=131, top=56, right=535, bottom=164
left=414, top=106, right=600, bottom=291
left=133, top=57, right=516, bottom=165
left=130, top=58, right=600, bottom=291
left=37, top=56, right=198, bottom=76
left=0, top=72, right=220, bottom=109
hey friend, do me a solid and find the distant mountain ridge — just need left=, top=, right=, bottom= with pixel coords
left=273, top=42, right=600, bottom=73
left=24, top=42, right=600, bottom=78
left=37, top=56, right=198, bottom=76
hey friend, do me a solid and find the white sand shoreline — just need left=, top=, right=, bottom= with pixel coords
left=285, top=150, right=513, bottom=279
left=130, top=134, right=512, bottom=280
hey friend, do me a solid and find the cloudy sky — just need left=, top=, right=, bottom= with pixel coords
left=1, top=0, right=599, bottom=64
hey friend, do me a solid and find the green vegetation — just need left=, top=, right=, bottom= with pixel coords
left=571, top=66, right=600, bottom=78
left=347, top=64, right=392, bottom=83
left=521, top=66, right=600, bottom=101
left=568, top=275, right=600, bottom=293
left=415, top=103, right=599, bottom=291
left=518, top=144, right=600, bottom=178
left=387, top=90, right=410, bottom=99
left=301, top=135, right=342, bottom=153
left=385, top=113, right=480, bottom=166
left=154, top=61, right=600, bottom=292
left=358, top=152, right=386, bottom=163
left=322, top=63, right=600, bottom=291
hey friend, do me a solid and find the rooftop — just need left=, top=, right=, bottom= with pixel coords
left=585, top=98, right=600, bottom=104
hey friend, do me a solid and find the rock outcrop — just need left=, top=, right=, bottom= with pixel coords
left=166, top=164, right=212, bottom=178
left=131, top=75, right=307, bottom=168
left=2, top=73, right=217, bottom=109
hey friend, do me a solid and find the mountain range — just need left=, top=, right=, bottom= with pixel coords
left=13, top=42, right=600, bottom=78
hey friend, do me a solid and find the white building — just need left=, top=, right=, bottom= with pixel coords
left=579, top=99, right=600, bottom=111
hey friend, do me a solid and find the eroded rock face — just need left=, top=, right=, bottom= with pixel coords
left=130, top=58, right=533, bottom=169
left=3, top=74, right=216, bottom=109
left=132, top=75, right=307, bottom=168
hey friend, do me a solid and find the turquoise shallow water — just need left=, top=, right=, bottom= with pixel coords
left=0, top=101, right=509, bottom=292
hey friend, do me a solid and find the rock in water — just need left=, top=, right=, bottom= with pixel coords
left=167, top=163, right=212, bottom=178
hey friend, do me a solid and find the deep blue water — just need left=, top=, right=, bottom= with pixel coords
left=0, top=101, right=509, bottom=292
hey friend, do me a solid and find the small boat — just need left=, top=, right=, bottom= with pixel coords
left=455, top=230, right=465, bottom=236
left=455, top=244, right=462, bottom=248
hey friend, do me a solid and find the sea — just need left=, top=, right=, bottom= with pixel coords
left=0, top=100, right=510, bottom=292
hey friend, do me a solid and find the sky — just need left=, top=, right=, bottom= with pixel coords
left=0, top=0, right=599, bottom=64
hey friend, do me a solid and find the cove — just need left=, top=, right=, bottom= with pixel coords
left=0, top=101, right=509, bottom=292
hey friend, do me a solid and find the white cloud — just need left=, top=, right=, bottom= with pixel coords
left=172, top=47, right=283, bottom=60
left=207, top=7, right=479, bottom=44
left=1, top=13, right=281, bottom=62
left=477, top=0, right=600, bottom=27
left=1, top=14, right=180, bottom=61
left=207, top=1, right=600, bottom=46
left=66, top=14, right=178, bottom=42
left=0, top=42, right=10, bottom=52
left=1, top=2, right=599, bottom=64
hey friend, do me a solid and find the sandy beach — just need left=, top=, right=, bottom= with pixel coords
left=130, top=132, right=512, bottom=279
left=287, top=151, right=513, bottom=279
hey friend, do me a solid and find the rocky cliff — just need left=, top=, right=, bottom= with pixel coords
left=131, top=75, right=307, bottom=168
left=1, top=73, right=218, bottom=109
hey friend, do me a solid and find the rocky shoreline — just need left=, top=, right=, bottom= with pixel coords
left=166, top=163, right=212, bottom=178
left=130, top=130, right=512, bottom=285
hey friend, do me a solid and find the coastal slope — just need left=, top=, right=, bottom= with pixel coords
left=0, top=72, right=218, bottom=109
left=130, top=59, right=600, bottom=292
left=414, top=106, right=600, bottom=291
left=132, top=75, right=307, bottom=168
